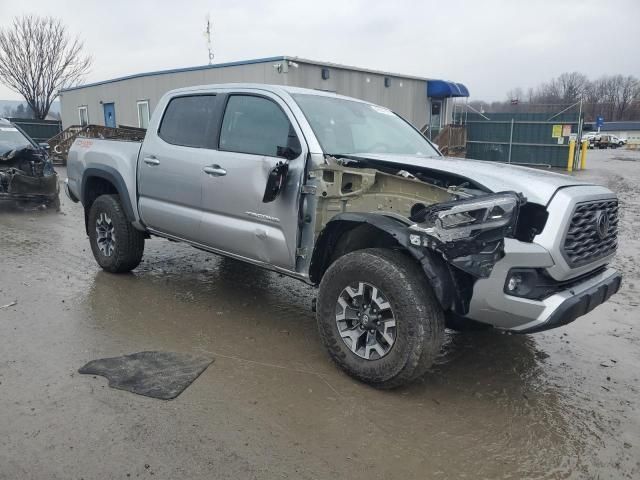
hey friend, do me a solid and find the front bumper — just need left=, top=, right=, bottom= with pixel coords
left=513, top=270, right=621, bottom=333
left=0, top=172, right=59, bottom=203
left=465, top=238, right=621, bottom=332
left=64, top=178, right=79, bottom=202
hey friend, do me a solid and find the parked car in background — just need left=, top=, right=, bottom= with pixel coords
left=582, top=133, right=597, bottom=148
left=65, top=84, right=621, bottom=387
left=0, top=118, right=59, bottom=209
left=584, top=133, right=626, bottom=149
left=595, top=134, right=622, bottom=149
left=610, top=135, right=626, bottom=146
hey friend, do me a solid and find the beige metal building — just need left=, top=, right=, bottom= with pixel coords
left=59, top=56, right=469, bottom=138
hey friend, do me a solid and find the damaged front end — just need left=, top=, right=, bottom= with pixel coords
left=408, top=192, right=525, bottom=278
left=0, top=147, right=59, bottom=208
left=309, top=155, right=526, bottom=315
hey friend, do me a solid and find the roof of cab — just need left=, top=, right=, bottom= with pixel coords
left=164, top=83, right=372, bottom=104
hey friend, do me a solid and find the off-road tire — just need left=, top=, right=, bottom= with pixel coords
left=88, top=194, right=144, bottom=273
left=316, top=248, right=445, bottom=389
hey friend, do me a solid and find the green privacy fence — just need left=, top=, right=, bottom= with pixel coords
left=458, top=110, right=582, bottom=169
left=7, top=118, right=62, bottom=143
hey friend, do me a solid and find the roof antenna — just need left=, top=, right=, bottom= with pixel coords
left=204, top=14, right=214, bottom=65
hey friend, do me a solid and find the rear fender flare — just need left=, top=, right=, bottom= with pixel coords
left=81, top=166, right=136, bottom=222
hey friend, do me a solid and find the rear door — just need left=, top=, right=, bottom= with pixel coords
left=196, top=91, right=306, bottom=269
left=137, top=94, right=219, bottom=240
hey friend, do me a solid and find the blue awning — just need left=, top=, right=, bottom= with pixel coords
left=427, top=80, right=470, bottom=98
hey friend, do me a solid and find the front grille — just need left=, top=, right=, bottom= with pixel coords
left=563, top=199, right=618, bottom=267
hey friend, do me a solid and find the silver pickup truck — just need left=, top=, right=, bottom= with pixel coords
left=65, top=84, right=621, bottom=388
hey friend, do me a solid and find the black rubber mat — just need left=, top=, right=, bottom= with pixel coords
left=79, top=351, right=214, bottom=400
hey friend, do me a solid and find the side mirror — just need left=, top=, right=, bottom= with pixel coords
left=263, top=161, right=289, bottom=203
left=276, top=131, right=302, bottom=160
left=39, top=142, right=50, bottom=151
left=276, top=145, right=300, bottom=160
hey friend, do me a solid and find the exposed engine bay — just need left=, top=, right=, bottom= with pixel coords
left=312, top=155, right=500, bottom=230
left=310, top=155, right=530, bottom=313
left=0, top=146, right=59, bottom=208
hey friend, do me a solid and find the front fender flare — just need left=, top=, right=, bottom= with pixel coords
left=310, top=212, right=458, bottom=311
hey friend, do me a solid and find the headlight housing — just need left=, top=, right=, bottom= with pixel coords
left=408, top=192, right=525, bottom=278
left=409, top=192, right=522, bottom=243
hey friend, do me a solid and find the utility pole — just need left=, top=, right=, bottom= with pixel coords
left=205, top=15, right=214, bottom=65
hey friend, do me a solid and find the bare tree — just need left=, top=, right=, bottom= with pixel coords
left=534, top=80, right=561, bottom=103
left=556, top=72, right=589, bottom=102
left=532, top=72, right=588, bottom=104
left=615, top=75, right=638, bottom=119
left=0, top=15, right=91, bottom=119
left=485, top=72, right=640, bottom=121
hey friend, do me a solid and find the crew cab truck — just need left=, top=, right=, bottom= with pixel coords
left=65, top=84, right=622, bottom=388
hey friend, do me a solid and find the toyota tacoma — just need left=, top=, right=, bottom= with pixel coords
left=65, top=84, right=621, bottom=388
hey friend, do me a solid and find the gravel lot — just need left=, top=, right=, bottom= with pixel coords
left=1, top=148, right=638, bottom=479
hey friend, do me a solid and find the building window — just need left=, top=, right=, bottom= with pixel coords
left=137, top=100, right=150, bottom=129
left=78, top=106, right=89, bottom=126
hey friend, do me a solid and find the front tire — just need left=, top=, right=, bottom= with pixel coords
left=88, top=194, right=145, bottom=273
left=316, top=248, right=445, bottom=388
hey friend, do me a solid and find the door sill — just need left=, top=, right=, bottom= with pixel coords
left=146, top=228, right=310, bottom=283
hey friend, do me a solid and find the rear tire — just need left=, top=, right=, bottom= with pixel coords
left=316, top=248, right=445, bottom=388
left=88, top=194, right=144, bottom=273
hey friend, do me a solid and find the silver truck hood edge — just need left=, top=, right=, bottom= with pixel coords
left=357, top=154, right=594, bottom=205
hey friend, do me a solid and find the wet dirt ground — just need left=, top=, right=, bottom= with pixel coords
left=1, top=149, right=638, bottom=479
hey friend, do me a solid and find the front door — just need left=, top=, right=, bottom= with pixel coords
left=137, top=94, right=220, bottom=241
left=103, top=103, right=116, bottom=128
left=196, top=92, right=305, bottom=270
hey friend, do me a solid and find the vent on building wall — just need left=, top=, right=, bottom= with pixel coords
left=384, top=77, right=391, bottom=88
left=321, top=68, right=330, bottom=80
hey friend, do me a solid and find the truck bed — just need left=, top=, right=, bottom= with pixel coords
left=67, top=138, right=143, bottom=222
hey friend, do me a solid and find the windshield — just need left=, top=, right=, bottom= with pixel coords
left=0, top=125, right=34, bottom=156
left=292, top=94, right=439, bottom=157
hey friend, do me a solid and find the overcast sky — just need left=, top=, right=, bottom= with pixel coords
left=0, top=0, right=638, bottom=102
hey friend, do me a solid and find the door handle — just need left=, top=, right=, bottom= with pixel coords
left=203, top=165, right=227, bottom=177
left=143, top=155, right=160, bottom=166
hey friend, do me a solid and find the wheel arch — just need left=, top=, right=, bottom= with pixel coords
left=308, top=212, right=461, bottom=311
left=81, top=167, right=136, bottom=232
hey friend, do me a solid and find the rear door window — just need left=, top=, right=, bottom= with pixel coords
left=158, top=95, right=217, bottom=148
left=219, top=95, right=296, bottom=157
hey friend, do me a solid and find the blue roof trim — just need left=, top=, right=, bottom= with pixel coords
left=60, top=56, right=287, bottom=93
left=427, top=80, right=469, bottom=98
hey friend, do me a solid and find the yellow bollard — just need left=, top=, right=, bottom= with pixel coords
left=567, top=139, right=576, bottom=172
left=580, top=140, right=588, bottom=170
